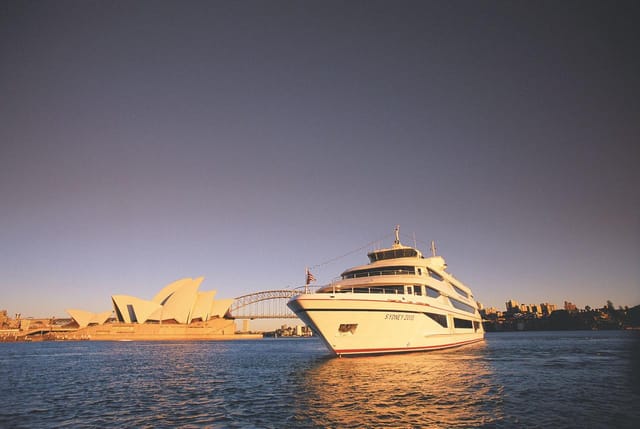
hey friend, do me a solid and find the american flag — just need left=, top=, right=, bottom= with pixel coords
left=306, top=268, right=316, bottom=285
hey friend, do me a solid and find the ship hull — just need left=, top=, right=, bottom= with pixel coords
left=288, top=293, right=484, bottom=357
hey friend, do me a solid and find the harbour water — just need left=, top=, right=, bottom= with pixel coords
left=1, top=331, right=638, bottom=428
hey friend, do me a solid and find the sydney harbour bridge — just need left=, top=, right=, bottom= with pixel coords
left=226, top=287, right=317, bottom=320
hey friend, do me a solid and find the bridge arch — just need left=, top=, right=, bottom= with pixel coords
left=228, top=289, right=301, bottom=319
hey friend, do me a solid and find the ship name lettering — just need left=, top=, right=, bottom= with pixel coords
left=384, top=313, right=414, bottom=321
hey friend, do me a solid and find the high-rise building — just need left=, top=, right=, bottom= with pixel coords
left=540, top=302, right=557, bottom=316
left=506, top=299, right=519, bottom=312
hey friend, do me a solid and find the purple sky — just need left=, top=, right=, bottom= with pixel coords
left=1, top=0, right=638, bottom=320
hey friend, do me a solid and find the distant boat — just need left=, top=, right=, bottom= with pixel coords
left=288, top=227, right=484, bottom=356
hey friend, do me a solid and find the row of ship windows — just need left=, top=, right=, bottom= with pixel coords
left=367, top=248, right=419, bottom=262
left=337, top=317, right=480, bottom=334
left=341, top=266, right=471, bottom=300
left=425, top=313, right=481, bottom=331
left=342, top=266, right=415, bottom=279
left=425, top=270, right=471, bottom=300
left=336, top=284, right=476, bottom=314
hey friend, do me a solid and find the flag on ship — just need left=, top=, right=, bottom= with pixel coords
left=305, top=268, right=316, bottom=285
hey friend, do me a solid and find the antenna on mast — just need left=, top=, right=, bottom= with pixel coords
left=430, top=240, right=437, bottom=256
left=394, top=225, right=400, bottom=246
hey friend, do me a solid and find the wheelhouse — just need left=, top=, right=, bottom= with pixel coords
left=341, top=266, right=416, bottom=279
left=367, top=247, right=421, bottom=262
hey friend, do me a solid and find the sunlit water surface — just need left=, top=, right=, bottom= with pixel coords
left=1, top=331, right=638, bottom=428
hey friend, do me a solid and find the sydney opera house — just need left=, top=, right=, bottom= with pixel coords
left=64, top=277, right=250, bottom=340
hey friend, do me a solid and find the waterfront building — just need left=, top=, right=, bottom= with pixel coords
left=519, top=304, right=532, bottom=313
left=505, top=300, right=556, bottom=317
left=66, top=277, right=233, bottom=327
left=482, top=307, right=500, bottom=315
left=506, top=299, right=519, bottom=312
left=51, top=277, right=251, bottom=341
left=530, top=304, right=541, bottom=316
left=541, top=302, right=557, bottom=316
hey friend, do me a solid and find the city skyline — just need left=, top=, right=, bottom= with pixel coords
left=1, top=1, right=638, bottom=320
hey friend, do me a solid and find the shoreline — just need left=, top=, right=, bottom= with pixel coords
left=1, top=319, right=264, bottom=342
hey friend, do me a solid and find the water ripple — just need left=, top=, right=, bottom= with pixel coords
left=1, top=332, right=639, bottom=428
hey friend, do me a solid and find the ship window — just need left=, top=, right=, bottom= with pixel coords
left=426, top=287, right=440, bottom=298
left=342, top=266, right=415, bottom=279
left=346, top=285, right=405, bottom=295
left=380, top=285, right=404, bottom=294
left=427, top=269, right=444, bottom=281
left=473, top=321, right=481, bottom=331
left=368, top=248, right=418, bottom=262
left=454, top=318, right=473, bottom=329
left=450, top=298, right=476, bottom=314
left=452, top=284, right=469, bottom=299
left=413, top=285, right=422, bottom=296
left=425, top=312, right=447, bottom=327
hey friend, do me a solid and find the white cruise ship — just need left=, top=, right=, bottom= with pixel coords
left=287, top=227, right=484, bottom=356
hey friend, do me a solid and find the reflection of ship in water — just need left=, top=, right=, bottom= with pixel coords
left=288, top=226, right=485, bottom=356
left=292, top=342, right=503, bottom=428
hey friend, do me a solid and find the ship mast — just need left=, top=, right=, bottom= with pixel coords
left=393, top=225, right=401, bottom=247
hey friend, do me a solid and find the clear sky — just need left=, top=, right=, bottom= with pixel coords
left=1, top=0, right=638, bottom=322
